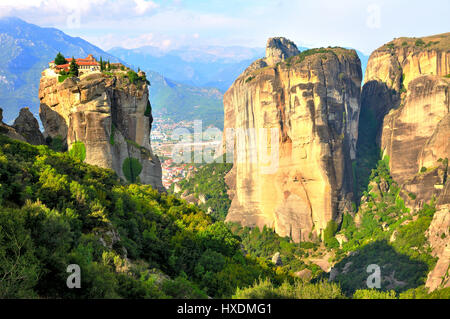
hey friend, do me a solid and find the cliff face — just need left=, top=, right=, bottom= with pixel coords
left=39, top=69, right=164, bottom=191
left=362, top=33, right=449, bottom=209
left=224, top=38, right=362, bottom=242
left=361, top=33, right=450, bottom=291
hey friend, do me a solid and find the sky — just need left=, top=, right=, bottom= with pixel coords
left=0, top=0, right=449, bottom=54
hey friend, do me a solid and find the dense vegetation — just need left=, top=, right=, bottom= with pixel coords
left=0, top=134, right=289, bottom=298
left=325, top=156, right=442, bottom=296
left=229, top=224, right=324, bottom=278
left=169, top=162, right=233, bottom=221
left=1, top=115, right=449, bottom=299
left=168, top=152, right=449, bottom=299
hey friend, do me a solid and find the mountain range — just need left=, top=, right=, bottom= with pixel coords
left=0, top=17, right=368, bottom=129
left=0, top=17, right=223, bottom=127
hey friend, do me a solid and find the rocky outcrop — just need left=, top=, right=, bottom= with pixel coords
left=265, top=37, right=300, bottom=66
left=12, top=107, right=45, bottom=145
left=224, top=37, right=362, bottom=242
left=38, top=69, right=164, bottom=191
left=0, top=107, right=27, bottom=142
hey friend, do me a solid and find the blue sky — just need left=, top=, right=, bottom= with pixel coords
left=0, top=0, right=449, bottom=54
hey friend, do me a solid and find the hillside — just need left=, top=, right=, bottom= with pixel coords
left=0, top=133, right=287, bottom=298
left=146, top=71, right=224, bottom=129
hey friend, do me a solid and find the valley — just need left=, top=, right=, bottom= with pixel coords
left=0, top=10, right=449, bottom=302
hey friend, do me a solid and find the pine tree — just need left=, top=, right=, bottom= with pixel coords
left=100, top=57, right=104, bottom=71
left=69, top=57, right=79, bottom=77
left=54, top=52, right=67, bottom=65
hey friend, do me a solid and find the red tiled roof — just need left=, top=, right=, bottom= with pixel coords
left=51, top=55, right=98, bottom=66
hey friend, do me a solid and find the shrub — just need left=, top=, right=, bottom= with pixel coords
left=245, top=76, right=255, bottom=83
left=48, top=135, right=66, bottom=152
left=68, top=141, right=86, bottom=162
left=353, top=289, right=397, bottom=299
left=323, top=220, right=339, bottom=249
left=109, top=124, right=116, bottom=146
left=415, top=39, right=425, bottom=46
left=58, top=74, right=71, bottom=83
left=233, top=278, right=346, bottom=299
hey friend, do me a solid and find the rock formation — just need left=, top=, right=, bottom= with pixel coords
left=265, top=37, right=300, bottom=66
left=361, top=32, right=450, bottom=291
left=12, top=107, right=45, bottom=145
left=38, top=69, right=164, bottom=191
left=224, top=37, right=362, bottom=242
left=0, top=107, right=27, bottom=142
left=362, top=33, right=449, bottom=210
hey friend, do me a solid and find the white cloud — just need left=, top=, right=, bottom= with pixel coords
left=134, top=0, right=158, bottom=15
left=1, top=0, right=448, bottom=54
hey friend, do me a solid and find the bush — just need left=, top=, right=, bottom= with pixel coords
left=109, top=124, right=116, bottom=146
left=415, top=39, right=425, bottom=46
left=48, top=135, right=66, bottom=152
left=58, top=74, right=71, bottom=83
left=68, top=141, right=86, bottom=162
left=127, top=71, right=139, bottom=84
left=324, top=220, right=339, bottom=249
left=233, top=278, right=346, bottom=299
left=353, top=289, right=397, bottom=299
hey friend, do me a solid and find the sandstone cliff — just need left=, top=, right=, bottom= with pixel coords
left=361, top=33, right=450, bottom=291
left=362, top=33, right=449, bottom=209
left=39, top=69, right=164, bottom=191
left=224, top=38, right=362, bottom=242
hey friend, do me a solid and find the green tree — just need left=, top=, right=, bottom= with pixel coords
left=122, top=157, right=143, bottom=183
left=54, top=52, right=67, bottom=65
left=69, top=57, right=79, bottom=77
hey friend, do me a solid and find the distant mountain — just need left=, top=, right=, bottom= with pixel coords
left=108, top=45, right=265, bottom=92
left=109, top=45, right=369, bottom=91
left=0, top=17, right=369, bottom=128
left=0, top=17, right=224, bottom=128
left=147, top=71, right=224, bottom=129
